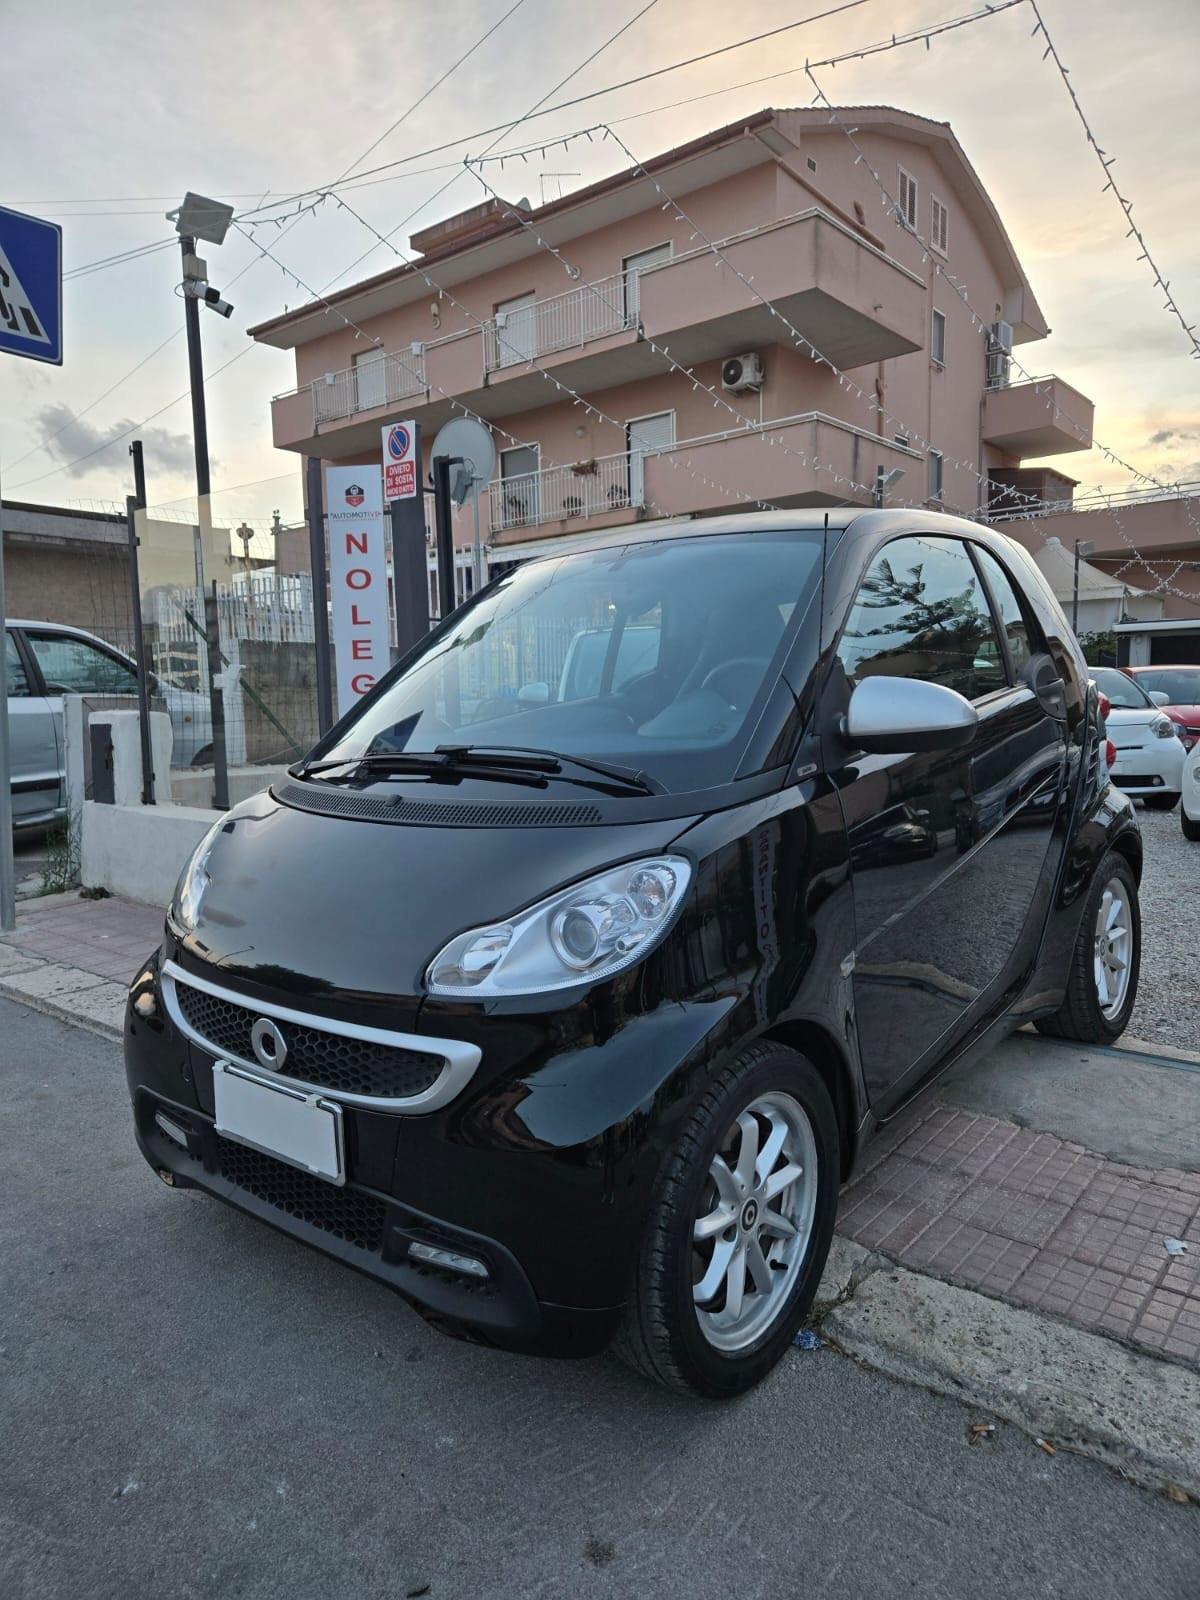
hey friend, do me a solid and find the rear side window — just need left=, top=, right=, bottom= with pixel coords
left=5, top=633, right=31, bottom=698
left=974, top=547, right=1034, bottom=677
left=837, top=534, right=1007, bottom=701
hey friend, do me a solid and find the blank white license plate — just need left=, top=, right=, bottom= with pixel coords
left=213, top=1062, right=345, bottom=1186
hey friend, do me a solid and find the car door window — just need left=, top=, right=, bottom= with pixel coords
left=837, top=535, right=1007, bottom=701
left=973, top=547, right=1034, bottom=677
left=6, top=633, right=31, bottom=697
left=25, top=632, right=138, bottom=695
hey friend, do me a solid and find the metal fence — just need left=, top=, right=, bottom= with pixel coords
left=312, top=351, right=425, bottom=425
left=483, top=271, right=631, bottom=371
left=489, top=452, right=639, bottom=532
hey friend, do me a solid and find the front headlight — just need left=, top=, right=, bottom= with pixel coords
left=1151, top=715, right=1177, bottom=739
left=172, top=819, right=225, bottom=931
left=426, top=856, right=692, bottom=997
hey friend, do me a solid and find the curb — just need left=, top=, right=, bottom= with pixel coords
left=0, top=976, right=124, bottom=1043
left=816, top=1240, right=1200, bottom=1500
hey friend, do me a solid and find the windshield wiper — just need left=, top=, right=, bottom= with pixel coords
left=291, top=751, right=547, bottom=788
left=435, top=744, right=663, bottom=796
left=290, top=745, right=662, bottom=796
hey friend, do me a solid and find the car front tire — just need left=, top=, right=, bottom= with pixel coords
left=1182, top=809, right=1200, bottom=842
left=1141, top=792, right=1179, bottom=811
left=1035, top=849, right=1141, bottom=1044
left=613, top=1041, right=839, bottom=1398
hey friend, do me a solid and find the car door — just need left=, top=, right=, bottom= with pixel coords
left=6, top=629, right=62, bottom=824
left=826, top=533, right=1068, bottom=1110
left=22, top=628, right=141, bottom=777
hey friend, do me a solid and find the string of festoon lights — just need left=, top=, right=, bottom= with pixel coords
left=1029, top=0, right=1200, bottom=365
left=333, top=179, right=914, bottom=519
left=232, top=216, right=779, bottom=535
left=804, top=74, right=1200, bottom=600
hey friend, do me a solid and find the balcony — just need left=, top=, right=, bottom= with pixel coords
left=642, top=413, right=923, bottom=516
left=982, top=374, right=1093, bottom=458
left=483, top=272, right=632, bottom=372
left=483, top=416, right=922, bottom=551
left=268, top=206, right=929, bottom=458
left=489, top=451, right=641, bottom=535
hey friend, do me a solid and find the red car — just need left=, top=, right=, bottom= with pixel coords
left=1124, top=666, right=1200, bottom=752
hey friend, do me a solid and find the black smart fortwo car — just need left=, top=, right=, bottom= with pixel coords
left=125, top=510, right=1142, bottom=1397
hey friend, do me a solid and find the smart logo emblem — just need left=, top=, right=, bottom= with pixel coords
left=382, top=418, right=418, bottom=502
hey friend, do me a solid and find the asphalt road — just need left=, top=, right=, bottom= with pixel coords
left=1129, top=802, right=1200, bottom=1052
left=2, top=998, right=1197, bottom=1600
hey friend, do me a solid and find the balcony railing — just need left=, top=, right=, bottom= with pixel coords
left=312, top=351, right=425, bottom=425
left=484, top=271, right=633, bottom=373
left=489, top=451, right=642, bottom=531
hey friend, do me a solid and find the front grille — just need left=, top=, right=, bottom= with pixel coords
left=273, top=780, right=602, bottom=827
left=217, top=1136, right=386, bottom=1251
left=175, top=980, right=444, bottom=1100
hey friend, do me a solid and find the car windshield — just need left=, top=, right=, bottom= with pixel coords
left=1092, top=668, right=1152, bottom=710
left=1134, top=668, right=1200, bottom=703
left=316, top=530, right=824, bottom=793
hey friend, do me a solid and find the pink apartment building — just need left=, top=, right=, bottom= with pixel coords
left=252, top=105, right=1102, bottom=603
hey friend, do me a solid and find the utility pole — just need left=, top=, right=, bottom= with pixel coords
left=0, top=205, right=63, bottom=933
left=0, top=458, right=14, bottom=931
left=1072, top=538, right=1096, bottom=637
left=168, top=194, right=235, bottom=809
left=127, top=440, right=155, bottom=804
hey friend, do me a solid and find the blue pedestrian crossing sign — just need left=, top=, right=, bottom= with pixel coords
left=0, top=205, right=63, bottom=365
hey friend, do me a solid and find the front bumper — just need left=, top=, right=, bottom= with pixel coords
left=123, top=945, right=723, bottom=1359
left=1108, top=739, right=1184, bottom=794
left=128, top=1083, right=618, bottom=1355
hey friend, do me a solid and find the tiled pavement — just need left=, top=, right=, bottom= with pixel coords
left=3, top=890, right=1199, bottom=1370
left=2, top=892, right=163, bottom=983
left=841, top=1101, right=1200, bottom=1366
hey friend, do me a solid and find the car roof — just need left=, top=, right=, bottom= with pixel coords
left=515, top=506, right=1000, bottom=566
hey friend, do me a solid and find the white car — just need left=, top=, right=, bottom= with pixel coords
left=1181, top=743, right=1200, bottom=840
left=1091, top=666, right=1185, bottom=811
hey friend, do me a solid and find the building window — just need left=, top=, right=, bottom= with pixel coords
left=931, top=194, right=949, bottom=256
left=806, top=156, right=818, bottom=173
left=931, top=308, right=947, bottom=368
left=622, top=243, right=673, bottom=324
left=494, top=292, right=537, bottom=368
left=897, top=167, right=918, bottom=229
left=928, top=449, right=944, bottom=504
left=894, top=432, right=910, bottom=449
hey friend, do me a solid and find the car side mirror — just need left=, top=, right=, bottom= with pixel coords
left=516, top=681, right=550, bottom=706
left=843, top=676, right=979, bottom=755
left=1149, top=690, right=1170, bottom=707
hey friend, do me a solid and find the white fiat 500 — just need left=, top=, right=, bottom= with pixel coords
left=1091, top=666, right=1185, bottom=811
left=1181, top=743, right=1200, bottom=841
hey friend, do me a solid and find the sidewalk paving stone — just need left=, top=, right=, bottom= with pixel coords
left=840, top=1100, right=1200, bottom=1368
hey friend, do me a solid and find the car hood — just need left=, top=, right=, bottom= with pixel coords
left=174, top=784, right=698, bottom=1003
left=1105, top=707, right=1159, bottom=732
left=1164, top=702, right=1200, bottom=724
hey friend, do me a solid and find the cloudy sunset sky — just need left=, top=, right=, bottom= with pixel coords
left=2, top=0, right=1197, bottom=531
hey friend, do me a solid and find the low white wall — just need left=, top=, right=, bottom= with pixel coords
left=170, top=765, right=287, bottom=809
left=81, top=801, right=217, bottom=908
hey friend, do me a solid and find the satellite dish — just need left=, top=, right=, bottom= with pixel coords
left=430, top=418, right=496, bottom=509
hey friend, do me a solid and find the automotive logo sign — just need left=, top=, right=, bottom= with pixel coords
left=382, top=419, right=418, bottom=501
left=344, top=483, right=365, bottom=508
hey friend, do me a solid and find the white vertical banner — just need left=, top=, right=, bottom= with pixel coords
left=326, top=467, right=390, bottom=717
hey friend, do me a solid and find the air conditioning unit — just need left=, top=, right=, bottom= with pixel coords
left=721, top=352, right=765, bottom=393
left=986, top=320, right=1014, bottom=388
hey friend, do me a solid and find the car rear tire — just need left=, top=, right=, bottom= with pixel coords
left=1182, top=811, right=1200, bottom=842
left=1141, top=793, right=1179, bottom=811
left=613, top=1041, right=839, bottom=1398
left=1034, top=850, right=1140, bottom=1044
